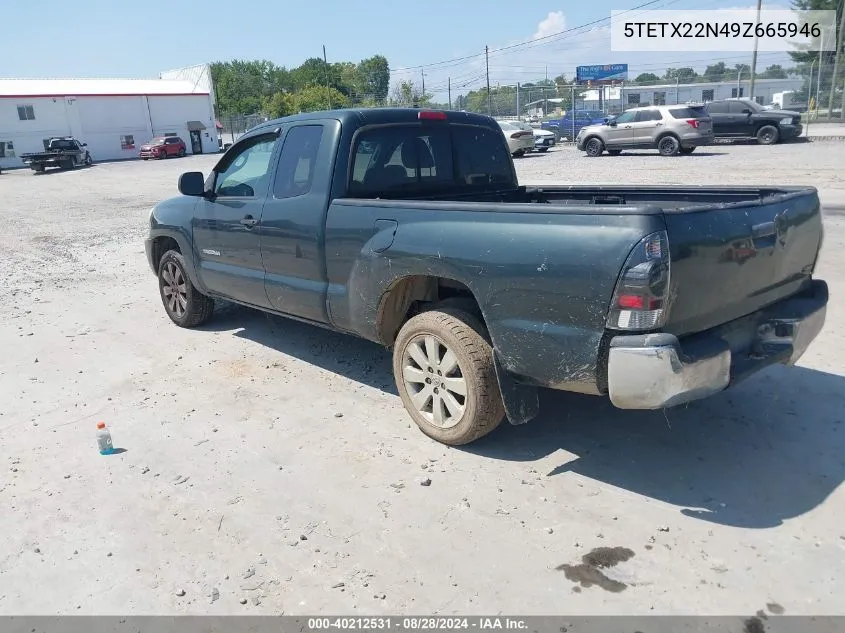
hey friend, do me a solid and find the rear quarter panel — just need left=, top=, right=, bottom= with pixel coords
left=325, top=200, right=665, bottom=393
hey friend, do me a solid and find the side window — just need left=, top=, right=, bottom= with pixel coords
left=273, top=125, right=325, bottom=199
left=707, top=102, right=727, bottom=114
left=452, top=125, right=513, bottom=185
left=214, top=134, right=278, bottom=198
left=614, top=111, right=637, bottom=124
left=635, top=109, right=661, bottom=122
left=728, top=101, right=749, bottom=114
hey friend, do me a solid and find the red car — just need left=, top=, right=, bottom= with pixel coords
left=140, top=136, right=187, bottom=160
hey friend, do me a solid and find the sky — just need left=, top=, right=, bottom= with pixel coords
left=3, top=0, right=799, bottom=102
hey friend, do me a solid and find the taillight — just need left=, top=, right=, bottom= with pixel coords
left=686, top=119, right=700, bottom=128
left=607, top=230, right=671, bottom=331
left=418, top=110, right=447, bottom=121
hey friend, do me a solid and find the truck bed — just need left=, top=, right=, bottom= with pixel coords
left=341, top=184, right=823, bottom=340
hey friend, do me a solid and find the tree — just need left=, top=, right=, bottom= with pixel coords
left=211, top=59, right=286, bottom=115
left=734, top=63, right=751, bottom=78
left=633, top=72, right=661, bottom=85
left=356, top=55, right=391, bottom=103
left=759, top=64, right=789, bottom=79
left=390, top=80, right=432, bottom=107
left=262, top=92, right=295, bottom=119
left=664, top=67, right=698, bottom=83
left=702, top=62, right=727, bottom=82
left=292, top=86, right=350, bottom=112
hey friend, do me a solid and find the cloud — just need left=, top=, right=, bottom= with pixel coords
left=533, top=11, right=566, bottom=40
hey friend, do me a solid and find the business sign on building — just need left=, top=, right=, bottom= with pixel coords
left=575, top=64, right=628, bottom=84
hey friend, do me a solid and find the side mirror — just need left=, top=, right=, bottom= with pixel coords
left=82, top=143, right=87, bottom=147
left=608, top=120, right=617, bottom=127
left=179, top=171, right=206, bottom=197
left=742, top=108, right=751, bottom=114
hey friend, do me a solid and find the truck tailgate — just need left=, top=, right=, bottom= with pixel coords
left=661, top=187, right=823, bottom=336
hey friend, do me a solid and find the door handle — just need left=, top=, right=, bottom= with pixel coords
left=240, top=215, right=258, bottom=228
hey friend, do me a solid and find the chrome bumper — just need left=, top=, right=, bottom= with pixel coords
left=606, top=280, right=828, bottom=409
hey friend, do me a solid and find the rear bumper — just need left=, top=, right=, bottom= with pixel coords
left=606, top=279, right=828, bottom=409
left=680, top=132, right=714, bottom=147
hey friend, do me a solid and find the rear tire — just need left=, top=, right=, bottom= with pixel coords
left=178, top=148, right=186, bottom=157
left=157, top=250, right=215, bottom=328
left=607, top=149, right=622, bottom=156
left=584, top=137, right=604, bottom=157
left=513, top=150, right=525, bottom=158
left=756, top=125, right=779, bottom=145
left=657, top=135, right=681, bottom=156
left=393, top=307, right=505, bottom=446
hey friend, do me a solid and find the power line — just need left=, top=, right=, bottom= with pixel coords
left=390, top=0, right=668, bottom=74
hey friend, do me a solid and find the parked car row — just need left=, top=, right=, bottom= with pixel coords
left=573, top=98, right=804, bottom=157
left=495, top=120, right=556, bottom=157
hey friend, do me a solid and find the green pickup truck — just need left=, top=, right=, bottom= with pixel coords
left=145, top=107, right=828, bottom=445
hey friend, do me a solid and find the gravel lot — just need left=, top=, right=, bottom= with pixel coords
left=1, top=142, right=844, bottom=616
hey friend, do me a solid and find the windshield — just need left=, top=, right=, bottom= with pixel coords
left=586, top=110, right=605, bottom=119
left=149, top=138, right=165, bottom=145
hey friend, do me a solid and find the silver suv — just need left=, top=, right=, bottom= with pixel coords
left=576, top=105, right=713, bottom=157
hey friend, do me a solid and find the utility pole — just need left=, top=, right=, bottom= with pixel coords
left=827, top=3, right=845, bottom=119
left=516, top=83, right=520, bottom=117
left=737, top=67, right=743, bottom=97
left=448, top=77, right=452, bottom=110
left=749, top=0, right=763, bottom=100
left=485, top=45, right=492, bottom=115
left=421, top=69, right=426, bottom=97
left=323, top=45, right=331, bottom=110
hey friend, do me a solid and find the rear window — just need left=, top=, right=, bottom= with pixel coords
left=668, top=107, right=708, bottom=119
left=349, top=124, right=515, bottom=197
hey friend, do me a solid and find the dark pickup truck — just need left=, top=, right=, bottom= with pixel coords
left=705, top=99, right=803, bottom=144
left=146, top=108, right=828, bottom=446
left=21, top=137, right=92, bottom=173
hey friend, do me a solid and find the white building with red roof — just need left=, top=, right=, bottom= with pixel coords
left=0, top=65, right=219, bottom=167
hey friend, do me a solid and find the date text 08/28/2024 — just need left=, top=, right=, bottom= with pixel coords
left=306, top=618, right=528, bottom=631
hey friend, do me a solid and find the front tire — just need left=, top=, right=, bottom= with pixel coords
left=157, top=250, right=214, bottom=328
left=607, top=149, right=622, bottom=156
left=393, top=307, right=505, bottom=446
left=756, top=125, right=779, bottom=145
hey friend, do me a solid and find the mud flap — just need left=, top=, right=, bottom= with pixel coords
left=493, top=351, right=539, bottom=426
